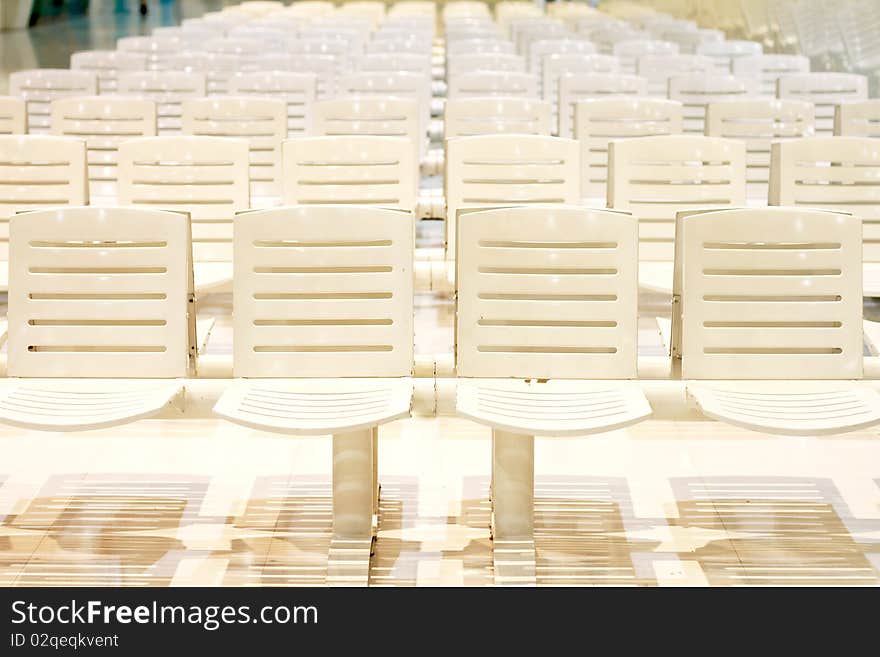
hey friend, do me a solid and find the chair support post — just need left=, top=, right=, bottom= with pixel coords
left=491, top=429, right=536, bottom=586
left=328, top=427, right=378, bottom=586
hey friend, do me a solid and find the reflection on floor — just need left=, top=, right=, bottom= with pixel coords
left=1, top=415, right=879, bottom=586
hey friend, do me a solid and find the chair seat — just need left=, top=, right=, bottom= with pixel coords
left=213, top=378, right=414, bottom=435
left=456, top=379, right=652, bottom=436
left=0, top=379, right=184, bottom=432
left=687, top=381, right=880, bottom=436
left=193, top=262, right=233, bottom=293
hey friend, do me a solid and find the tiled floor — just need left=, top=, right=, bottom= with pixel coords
left=0, top=8, right=879, bottom=586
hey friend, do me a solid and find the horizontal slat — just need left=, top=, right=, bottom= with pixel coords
left=241, top=270, right=399, bottom=294
left=247, top=245, right=399, bottom=268
left=18, top=271, right=174, bottom=295
left=250, top=323, right=398, bottom=345
left=20, top=324, right=172, bottom=346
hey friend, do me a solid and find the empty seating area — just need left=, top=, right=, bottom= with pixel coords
left=1, top=0, right=880, bottom=588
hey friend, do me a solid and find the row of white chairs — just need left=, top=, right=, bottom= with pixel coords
left=3, top=203, right=878, bottom=440
left=2, top=129, right=880, bottom=272
left=6, top=65, right=873, bottom=146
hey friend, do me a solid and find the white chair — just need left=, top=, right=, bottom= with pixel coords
left=496, top=1, right=543, bottom=32
left=672, top=207, right=880, bottom=435
left=447, top=53, right=526, bottom=81
left=335, top=71, right=431, bottom=130
left=295, top=30, right=368, bottom=65
left=367, top=35, right=434, bottom=55
left=117, top=36, right=184, bottom=71
left=153, top=25, right=222, bottom=47
left=706, top=99, right=814, bottom=201
left=581, top=23, right=646, bottom=55
left=228, top=71, right=317, bottom=138
left=769, top=136, right=880, bottom=295
left=557, top=73, right=648, bottom=139
left=575, top=98, right=683, bottom=202
left=0, top=97, right=26, bottom=135
left=226, top=26, right=288, bottom=50
left=777, top=73, right=869, bottom=135
left=280, top=53, right=339, bottom=99
left=668, top=74, right=758, bottom=134
left=454, top=204, right=651, bottom=585
left=732, top=53, right=810, bottom=96
left=310, top=97, right=424, bottom=166
left=696, top=39, right=763, bottom=73
left=0, top=206, right=195, bottom=431
left=613, top=39, right=680, bottom=75
left=282, top=136, right=417, bottom=212
left=446, top=39, right=515, bottom=57
left=282, top=0, right=335, bottom=19
left=445, top=134, right=581, bottom=259
left=0, top=135, right=88, bottom=293
left=607, top=135, right=747, bottom=271
left=447, top=71, right=539, bottom=100
left=444, top=1, right=492, bottom=21
left=213, top=204, right=413, bottom=586
left=50, top=97, right=157, bottom=201
left=513, top=20, right=568, bottom=57
left=70, top=50, right=147, bottom=93
left=636, top=54, right=714, bottom=96
left=8, top=69, right=99, bottom=134
left=661, top=26, right=724, bottom=54
left=444, top=97, right=552, bottom=138
left=527, top=38, right=597, bottom=75
left=164, top=51, right=241, bottom=96
left=238, top=1, right=285, bottom=17
left=356, top=53, right=433, bottom=79
left=115, top=71, right=207, bottom=135
left=182, top=98, right=287, bottom=202
left=541, top=53, right=619, bottom=131
left=339, top=0, right=387, bottom=25
left=835, top=100, right=880, bottom=137
left=201, top=37, right=266, bottom=68
left=117, top=136, right=250, bottom=293
left=288, top=39, right=353, bottom=86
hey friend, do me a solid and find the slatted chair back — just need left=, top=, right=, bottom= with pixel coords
left=675, top=207, right=862, bottom=379
left=575, top=98, right=683, bottom=201
left=558, top=73, right=648, bottom=138
left=51, top=97, right=157, bottom=199
left=834, top=100, right=880, bottom=137
left=705, top=99, right=814, bottom=200
left=70, top=50, right=147, bottom=93
left=232, top=205, right=413, bottom=378
left=7, top=206, right=195, bottom=378
left=0, top=135, right=88, bottom=261
left=182, top=98, right=287, bottom=200
left=9, top=69, right=99, bottom=134
left=445, top=97, right=552, bottom=138
left=282, top=135, right=417, bottom=212
left=228, top=71, right=317, bottom=137
left=445, top=134, right=581, bottom=258
left=607, top=135, right=747, bottom=261
left=116, top=71, right=207, bottom=135
left=117, top=136, right=250, bottom=262
left=777, top=73, right=868, bottom=135
left=769, top=136, right=880, bottom=261
left=455, top=205, right=639, bottom=379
